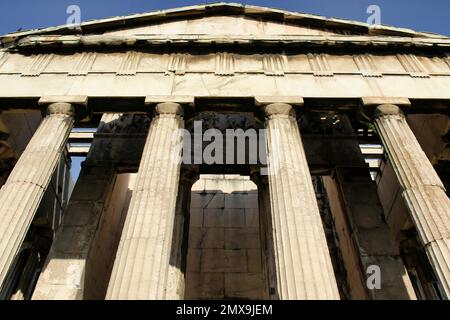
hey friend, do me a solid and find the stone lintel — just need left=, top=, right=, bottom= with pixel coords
left=255, top=96, right=304, bottom=106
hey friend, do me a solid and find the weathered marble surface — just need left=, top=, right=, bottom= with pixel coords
left=374, top=104, right=450, bottom=298
left=0, top=103, right=75, bottom=291
left=106, top=103, right=184, bottom=299
left=263, top=103, right=340, bottom=299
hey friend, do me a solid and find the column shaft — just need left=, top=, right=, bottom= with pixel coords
left=0, top=103, right=75, bottom=289
left=263, top=103, right=340, bottom=300
left=374, top=104, right=450, bottom=298
left=106, top=103, right=184, bottom=299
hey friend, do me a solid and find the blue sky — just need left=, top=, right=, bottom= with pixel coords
left=2, top=0, right=448, bottom=180
left=0, top=0, right=449, bottom=36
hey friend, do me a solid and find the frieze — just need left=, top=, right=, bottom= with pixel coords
left=0, top=50, right=448, bottom=78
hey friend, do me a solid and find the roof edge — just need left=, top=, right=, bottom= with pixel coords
left=10, top=34, right=450, bottom=51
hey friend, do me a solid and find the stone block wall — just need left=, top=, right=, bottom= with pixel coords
left=185, top=175, right=268, bottom=299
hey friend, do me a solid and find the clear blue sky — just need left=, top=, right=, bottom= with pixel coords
left=2, top=0, right=448, bottom=181
left=0, top=0, right=449, bottom=36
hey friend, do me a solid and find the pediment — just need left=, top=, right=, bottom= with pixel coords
left=102, top=15, right=352, bottom=37
left=3, top=2, right=446, bottom=42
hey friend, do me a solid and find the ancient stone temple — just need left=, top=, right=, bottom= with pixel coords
left=0, top=3, right=448, bottom=300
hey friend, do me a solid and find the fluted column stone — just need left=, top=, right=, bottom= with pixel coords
left=106, top=102, right=184, bottom=299
left=374, top=104, right=450, bottom=298
left=0, top=101, right=78, bottom=290
left=263, top=103, right=340, bottom=300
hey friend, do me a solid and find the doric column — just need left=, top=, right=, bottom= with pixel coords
left=106, top=102, right=184, bottom=300
left=0, top=98, right=84, bottom=291
left=374, top=104, right=450, bottom=298
left=263, top=103, right=340, bottom=300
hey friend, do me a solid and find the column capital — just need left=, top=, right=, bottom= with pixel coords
left=155, top=102, right=184, bottom=117
left=46, top=102, right=76, bottom=116
left=38, top=96, right=89, bottom=121
left=374, top=104, right=405, bottom=119
left=263, top=103, right=295, bottom=118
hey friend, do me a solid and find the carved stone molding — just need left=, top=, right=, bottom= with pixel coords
left=69, top=52, right=97, bottom=76
left=21, top=54, right=53, bottom=77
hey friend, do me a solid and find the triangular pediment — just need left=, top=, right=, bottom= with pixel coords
left=102, top=15, right=349, bottom=37
left=2, top=2, right=447, bottom=41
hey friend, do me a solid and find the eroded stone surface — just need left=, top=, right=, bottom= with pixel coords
left=375, top=105, right=450, bottom=298
left=263, top=103, right=340, bottom=300
left=0, top=106, right=75, bottom=291
left=106, top=103, right=184, bottom=300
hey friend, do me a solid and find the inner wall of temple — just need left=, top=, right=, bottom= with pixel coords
left=184, top=175, right=268, bottom=299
